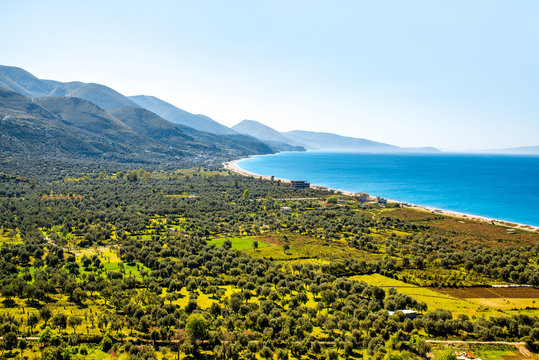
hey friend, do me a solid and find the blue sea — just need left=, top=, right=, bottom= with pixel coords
left=237, top=152, right=539, bottom=226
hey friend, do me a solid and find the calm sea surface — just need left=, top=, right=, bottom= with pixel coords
left=237, top=152, right=539, bottom=226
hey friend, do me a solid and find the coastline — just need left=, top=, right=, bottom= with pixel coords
left=224, top=158, right=539, bottom=233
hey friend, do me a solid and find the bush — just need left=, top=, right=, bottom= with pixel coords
left=68, top=334, right=78, bottom=346
left=39, top=327, right=53, bottom=344
left=101, top=335, right=113, bottom=352
left=327, top=349, right=338, bottom=360
left=433, top=349, right=457, bottom=360
left=79, top=345, right=89, bottom=355
left=327, top=196, right=339, bottom=204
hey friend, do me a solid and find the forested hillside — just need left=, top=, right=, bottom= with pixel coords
left=0, top=88, right=273, bottom=163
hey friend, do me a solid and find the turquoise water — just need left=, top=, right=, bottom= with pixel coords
left=237, top=152, right=539, bottom=226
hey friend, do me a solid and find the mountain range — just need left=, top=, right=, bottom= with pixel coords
left=0, top=75, right=272, bottom=163
left=128, top=95, right=235, bottom=135
left=0, top=65, right=234, bottom=135
left=2, top=64, right=534, bottom=162
left=232, top=120, right=439, bottom=153
left=232, top=120, right=306, bottom=152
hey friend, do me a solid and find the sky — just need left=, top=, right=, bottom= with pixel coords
left=2, top=1, right=539, bottom=150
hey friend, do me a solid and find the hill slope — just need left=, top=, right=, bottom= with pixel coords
left=0, top=88, right=134, bottom=158
left=0, top=65, right=246, bottom=136
left=109, top=106, right=192, bottom=139
left=232, top=120, right=301, bottom=145
left=0, top=65, right=439, bottom=154
left=0, top=65, right=139, bottom=110
left=110, top=106, right=273, bottom=156
left=0, top=65, right=55, bottom=97
left=0, top=88, right=273, bottom=161
left=34, top=97, right=133, bottom=135
left=177, top=125, right=274, bottom=157
left=283, top=130, right=399, bottom=151
left=129, top=95, right=236, bottom=135
left=232, top=120, right=306, bottom=152
left=53, top=82, right=139, bottom=110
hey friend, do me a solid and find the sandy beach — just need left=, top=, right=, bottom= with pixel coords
left=224, top=158, right=539, bottom=233
left=224, top=158, right=289, bottom=183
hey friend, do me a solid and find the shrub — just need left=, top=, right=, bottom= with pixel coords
left=101, top=335, right=113, bottom=352
left=79, top=345, right=89, bottom=355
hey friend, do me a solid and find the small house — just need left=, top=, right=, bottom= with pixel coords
left=388, top=309, right=418, bottom=319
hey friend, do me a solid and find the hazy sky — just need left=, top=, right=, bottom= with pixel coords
left=2, top=1, right=538, bottom=150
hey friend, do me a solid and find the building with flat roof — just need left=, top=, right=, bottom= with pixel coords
left=290, top=180, right=310, bottom=189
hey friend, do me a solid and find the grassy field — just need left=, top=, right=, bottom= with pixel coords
left=350, top=274, right=508, bottom=318
left=207, top=236, right=272, bottom=251
left=75, top=246, right=121, bottom=263
left=435, top=286, right=539, bottom=313
left=72, top=246, right=152, bottom=280
left=245, top=234, right=383, bottom=263
left=101, top=261, right=150, bottom=279
left=1, top=293, right=106, bottom=336
left=129, top=234, right=153, bottom=241
left=467, top=298, right=537, bottom=311
left=170, top=285, right=243, bottom=310
left=430, top=345, right=529, bottom=360
left=469, top=344, right=533, bottom=360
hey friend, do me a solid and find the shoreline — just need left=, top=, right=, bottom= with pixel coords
left=224, top=158, right=539, bottom=233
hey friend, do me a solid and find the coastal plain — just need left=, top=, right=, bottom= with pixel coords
left=0, top=164, right=538, bottom=360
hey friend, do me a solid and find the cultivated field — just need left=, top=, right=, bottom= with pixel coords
left=382, top=208, right=539, bottom=248
left=434, top=287, right=539, bottom=315
left=244, top=234, right=384, bottom=263
left=350, top=274, right=539, bottom=318
left=436, top=287, right=539, bottom=299
left=207, top=236, right=271, bottom=250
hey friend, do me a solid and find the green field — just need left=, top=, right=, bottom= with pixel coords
left=245, top=234, right=383, bottom=263
left=472, top=348, right=522, bottom=360
left=351, top=274, right=507, bottom=318
left=207, top=236, right=272, bottom=251
left=101, top=261, right=150, bottom=280
left=459, top=344, right=528, bottom=360
left=469, top=297, right=538, bottom=312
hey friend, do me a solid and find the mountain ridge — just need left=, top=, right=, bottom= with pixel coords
left=231, top=119, right=439, bottom=153
left=232, top=120, right=306, bottom=152
left=283, top=130, right=398, bottom=151
left=0, top=65, right=139, bottom=110
left=1, top=65, right=443, bottom=155
left=232, top=120, right=303, bottom=146
left=129, top=95, right=236, bottom=135
left=0, top=87, right=273, bottom=162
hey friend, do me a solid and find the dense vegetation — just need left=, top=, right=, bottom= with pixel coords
left=0, top=158, right=538, bottom=360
